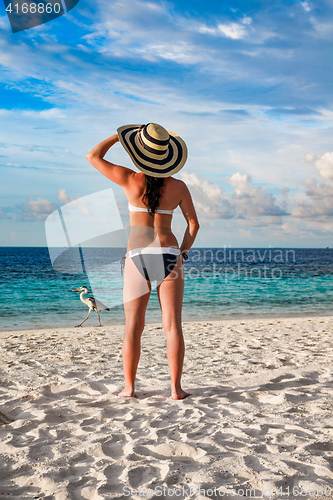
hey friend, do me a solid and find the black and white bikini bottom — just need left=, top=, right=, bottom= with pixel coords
left=123, top=247, right=180, bottom=282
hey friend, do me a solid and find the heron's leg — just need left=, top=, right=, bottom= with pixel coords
left=75, top=309, right=91, bottom=327
left=96, top=310, right=102, bottom=327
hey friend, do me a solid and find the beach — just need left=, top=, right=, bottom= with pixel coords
left=0, top=316, right=333, bottom=499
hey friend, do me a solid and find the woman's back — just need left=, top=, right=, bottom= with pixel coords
left=124, top=173, right=186, bottom=248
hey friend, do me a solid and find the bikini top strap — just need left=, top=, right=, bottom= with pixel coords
left=128, top=203, right=149, bottom=213
left=128, top=203, right=174, bottom=215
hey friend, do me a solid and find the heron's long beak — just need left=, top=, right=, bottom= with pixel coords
left=72, top=288, right=82, bottom=292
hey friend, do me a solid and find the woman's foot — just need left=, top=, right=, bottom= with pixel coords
left=117, top=387, right=135, bottom=397
left=171, top=387, right=191, bottom=400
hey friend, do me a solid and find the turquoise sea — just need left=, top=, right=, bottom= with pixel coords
left=0, top=247, right=332, bottom=330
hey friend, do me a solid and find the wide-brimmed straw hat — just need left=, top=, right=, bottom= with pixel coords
left=117, top=123, right=187, bottom=178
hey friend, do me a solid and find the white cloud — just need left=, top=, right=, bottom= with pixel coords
left=180, top=161, right=333, bottom=237
left=264, top=216, right=283, bottom=225
left=291, top=177, right=333, bottom=217
left=238, top=228, right=252, bottom=238
left=23, top=108, right=66, bottom=120
left=228, top=173, right=287, bottom=218
left=20, top=197, right=55, bottom=221
left=309, top=16, right=333, bottom=40
left=278, top=220, right=313, bottom=239
left=76, top=2, right=253, bottom=71
left=181, top=171, right=223, bottom=201
left=134, top=42, right=203, bottom=64
left=27, top=197, right=54, bottom=215
left=58, top=189, right=69, bottom=204
left=197, top=17, right=251, bottom=40
left=180, top=171, right=234, bottom=219
left=57, top=189, right=79, bottom=205
left=305, top=151, right=333, bottom=182
left=197, top=25, right=216, bottom=35
left=302, top=2, right=311, bottom=13
left=301, top=217, right=333, bottom=234
left=217, top=22, right=247, bottom=40
left=236, top=215, right=283, bottom=227
left=305, top=152, right=316, bottom=163
left=180, top=171, right=286, bottom=224
left=314, top=152, right=333, bottom=182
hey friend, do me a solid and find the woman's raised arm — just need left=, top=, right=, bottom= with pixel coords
left=86, top=134, right=135, bottom=187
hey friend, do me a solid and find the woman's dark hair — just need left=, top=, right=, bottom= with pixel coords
left=142, top=175, right=165, bottom=214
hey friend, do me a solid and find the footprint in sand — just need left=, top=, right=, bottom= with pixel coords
left=127, top=464, right=162, bottom=488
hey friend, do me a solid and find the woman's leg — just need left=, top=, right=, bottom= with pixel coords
left=157, top=256, right=190, bottom=400
left=118, top=257, right=151, bottom=397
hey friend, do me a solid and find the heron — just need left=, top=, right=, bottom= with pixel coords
left=72, top=286, right=109, bottom=327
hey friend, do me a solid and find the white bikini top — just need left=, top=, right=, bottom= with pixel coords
left=128, top=203, right=174, bottom=215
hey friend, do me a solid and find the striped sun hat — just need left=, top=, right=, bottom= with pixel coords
left=117, top=123, right=188, bottom=178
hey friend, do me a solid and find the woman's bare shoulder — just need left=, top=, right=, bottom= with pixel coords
left=163, top=177, right=192, bottom=209
left=123, top=172, right=146, bottom=198
left=166, top=177, right=188, bottom=192
left=126, top=171, right=146, bottom=189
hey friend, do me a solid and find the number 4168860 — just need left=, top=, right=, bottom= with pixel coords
left=6, top=3, right=61, bottom=14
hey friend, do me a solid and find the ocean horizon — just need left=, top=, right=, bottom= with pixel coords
left=1, top=246, right=332, bottom=331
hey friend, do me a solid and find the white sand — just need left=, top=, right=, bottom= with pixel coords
left=0, top=316, right=333, bottom=499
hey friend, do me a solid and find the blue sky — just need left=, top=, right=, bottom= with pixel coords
left=1, top=0, right=333, bottom=247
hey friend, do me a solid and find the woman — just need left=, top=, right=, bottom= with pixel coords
left=86, top=123, right=199, bottom=399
